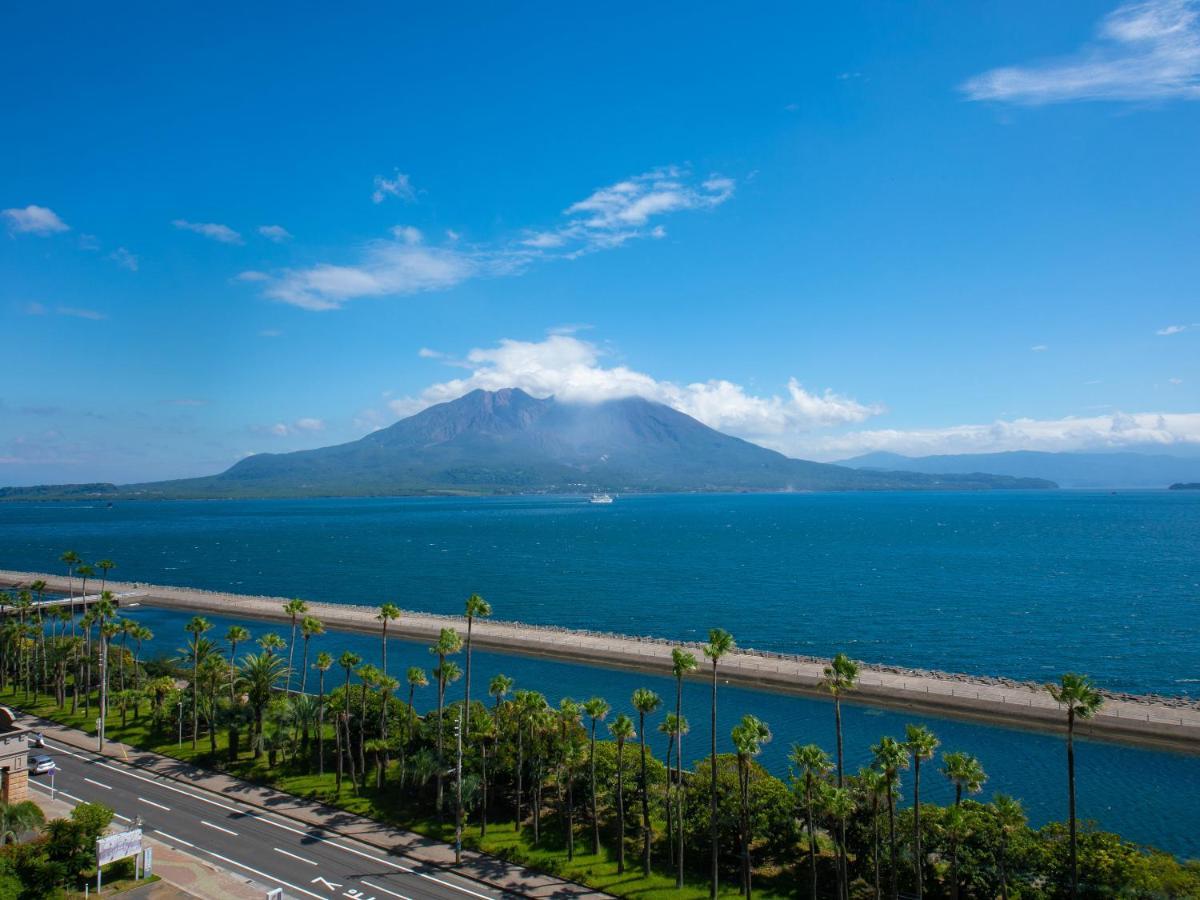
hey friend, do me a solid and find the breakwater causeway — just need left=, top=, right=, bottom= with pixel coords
left=4, top=568, right=1197, bottom=754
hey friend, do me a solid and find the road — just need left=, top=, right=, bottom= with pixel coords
left=28, top=738, right=514, bottom=900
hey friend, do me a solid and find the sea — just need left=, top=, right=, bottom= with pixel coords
left=0, top=490, right=1197, bottom=857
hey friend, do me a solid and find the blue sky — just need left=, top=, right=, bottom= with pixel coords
left=3, top=1, right=1199, bottom=484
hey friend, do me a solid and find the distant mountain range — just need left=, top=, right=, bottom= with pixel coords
left=838, top=450, right=1200, bottom=489
left=1, top=389, right=1056, bottom=499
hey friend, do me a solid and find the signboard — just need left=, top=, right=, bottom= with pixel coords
left=97, top=828, right=143, bottom=866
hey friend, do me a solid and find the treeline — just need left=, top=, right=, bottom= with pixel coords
left=2, top=556, right=1199, bottom=898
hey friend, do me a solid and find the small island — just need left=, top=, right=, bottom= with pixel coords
left=1168, top=482, right=1200, bottom=490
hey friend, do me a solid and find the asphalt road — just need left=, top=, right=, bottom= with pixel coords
left=27, top=738, right=514, bottom=900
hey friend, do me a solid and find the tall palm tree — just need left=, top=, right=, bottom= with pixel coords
left=660, top=712, right=687, bottom=874
left=96, top=559, right=115, bottom=595
left=463, top=593, right=491, bottom=733
left=488, top=673, right=513, bottom=710
left=98, top=613, right=120, bottom=746
left=76, top=563, right=95, bottom=601
left=131, top=624, right=152, bottom=696
left=224, top=625, right=250, bottom=700
left=298, top=616, right=324, bottom=694
left=282, top=599, right=309, bottom=693
left=822, top=785, right=855, bottom=900
left=60, top=550, right=80, bottom=635
left=821, top=652, right=859, bottom=787
left=237, top=651, right=288, bottom=759
left=871, top=736, right=908, bottom=900
left=582, top=696, right=610, bottom=855
left=185, top=616, right=212, bottom=749
left=670, top=647, right=698, bottom=887
left=471, top=710, right=497, bottom=837
left=430, top=627, right=463, bottom=817
left=631, top=687, right=662, bottom=876
left=558, top=698, right=582, bottom=859
left=857, top=767, right=888, bottom=900
left=702, top=627, right=735, bottom=899
left=376, top=603, right=400, bottom=679
left=609, top=712, right=635, bottom=874
left=376, top=673, right=400, bottom=774
left=315, top=651, right=333, bottom=775
left=1047, top=672, right=1103, bottom=899
left=941, top=751, right=987, bottom=900
left=730, top=714, right=771, bottom=900
left=790, top=743, right=832, bottom=900
left=356, top=663, right=380, bottom=776
left=904, top=724, right=939, bottom=900
left=338, top=651, right=362, bottom=786
left=992, top=793, right=1025, bottom=900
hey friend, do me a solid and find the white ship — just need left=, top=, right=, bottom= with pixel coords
left=589, top=493, right=614, bottom=504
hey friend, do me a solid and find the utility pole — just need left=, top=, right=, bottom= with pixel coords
left=455, top=704, right=463, bottom=865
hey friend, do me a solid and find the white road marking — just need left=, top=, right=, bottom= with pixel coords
left=139, top=797, right=170, bottom=811
left=201, top=849, right=326, bottom=900
left=361, top=880, right=414, bottom=900
left=201, top=820, right=238, bottom=836
left=273, top=846, right=317, bottom=866
left=114, top=813, right=131, bottom=822
left=83, top=777, right=112, bottom=790
left=150, top=829, right=194, bottom=848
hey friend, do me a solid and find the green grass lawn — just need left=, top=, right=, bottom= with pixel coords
left=3, top=684, right=798, bottom=899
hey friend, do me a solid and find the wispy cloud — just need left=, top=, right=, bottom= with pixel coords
left=963, top=0, right=1200, bottom=104
left=167, top=398, right=208, bottom=407
left=258, top=225, right=292, bottom=243
left=254, top=416, right=325, bottom=437
left=253, top=167, right=735, bottom=311
left=1157, top=323, right=1189, bottom=334
left=56, top=306, right=108, bottom=320
left=382, top=335, right=881, bottom=444
left=259, top=328, right=282, bottom=338
left=1030, top=344, right=1049, bottom=351
left=109, top=247, right=138, bottom=271
left=172, top=219, right=243, bottom=244
left=372, top=171, right=416, bottom=204
left=3, top=205, right=69, bottom=236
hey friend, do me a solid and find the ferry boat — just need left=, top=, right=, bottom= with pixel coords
left=589, top=493, right=614, bottom=504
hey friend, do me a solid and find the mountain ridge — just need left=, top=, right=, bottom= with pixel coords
left=3, top=389, right=1057, bottom=499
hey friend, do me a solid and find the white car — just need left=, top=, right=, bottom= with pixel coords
left=28, top=754, right=55, bottom=775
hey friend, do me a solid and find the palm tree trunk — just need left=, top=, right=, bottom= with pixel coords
left=805, top=779, right=818, bottom=900
left=872, top=797, right=880, bottom=900
left=464, top=617, right=473, bottom=734
left=999, top=835, right=1010, bottom=900
left=913, top=757, right=923, bottom=900
left=739, top=756, right=751, bottom=899
left=709, top=660, right=719, bottom=900
left=590, top=720, right=600, bottom=855
left=516, top=726, right=524, bottom=831
left=616, top=740, right=626, bottom=874
left=676, top=672, right=685, bottom=888
left=480, top=742, right=489, bottom=838
left=436, top=674, right=446, bottom=820
left=887, top=794, right=897, bottom=900
left=1067, top=708, right=1078, bottom=900
left=664, top=731, right=674, bottom=869
left=318, top=671, right=326, bottom=776
left=191, top=646, right=199, bottom=749
left=639, top=714, right=651, bottom=876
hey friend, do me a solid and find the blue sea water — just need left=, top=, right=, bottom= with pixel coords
left=1, top=491, right=1197, bottom=856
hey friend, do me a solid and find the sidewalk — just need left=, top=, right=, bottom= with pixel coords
left=30, top=715, right=611, bottom=899
left=29, top=784, right=265, bottom=900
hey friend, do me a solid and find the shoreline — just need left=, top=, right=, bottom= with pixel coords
left=3, top=568, right=1198, bottom=754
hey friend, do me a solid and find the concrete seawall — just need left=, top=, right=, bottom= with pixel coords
left=3, top=569, right=1198, bottom=754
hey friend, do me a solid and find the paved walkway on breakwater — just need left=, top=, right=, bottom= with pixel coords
left=4, top=569, right=1198, bottom=754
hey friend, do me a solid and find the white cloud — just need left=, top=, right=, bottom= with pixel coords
left=372, top=171, right=415, bottom=204
left=808, top=410, right=1200, bottom=459
left=109, top=247, right=138, bottom=271
left=294, top=417, right=325, bottom=431
left=1168, top=377, right=1184, bottom=384
left=250, top=167, right=735, bottom=311
left=167, top=398, right=208, bottom=407
left=21, top=302, right=47, bottom=316
left=1030, top=344, right=1049, bottom=351
left=417, top=347, right=444, bottom=358
left=1157, top=323, right=1189, bottom=334
left=56, top=307, right=107, bottom=320
left=235, top=270, right=270, bottom=282
left=259, top=328, right=282, bottom=338
left=963, top=0, right=1200, bottom=104
left=78, top=233, right=100, bottom=250
left=3, top=205, right=69, bottom=236
left=172, top=219, right=243, bottom=244
left=258, top=225, right=292, bottom=243
left=387, top=335, right=881, bottom=444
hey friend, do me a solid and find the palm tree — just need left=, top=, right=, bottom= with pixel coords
left=356, top=664, right=380, bottom=776
left=992, top=793, right=1025, bottom=900
left=76, top=563, right=95, bottom=602
left=259, top=631, right=286, bottom=659
left=471, top=711, right=497, bottom=837
left=375, top=602, right=400, bottom=677
left=488, top=673, right=513, bottom=710
left=338, top=651, right=362, bottom=787
left=463, top=593, right=491, bottom=733
left=871, top=736, right=908, bottom=900
left=237, top=651, right=288, bottom=759
left=59, top=550, right=80, bottom=633
left=96, top=559, right=115, bottom=595
left=609, top=712, right=635, bottom=874
left=821, top=652, right=859, bottom=787
left=941, top=751, right=987, bottom=900
left=660, top=712, right=687, bottom=874
left=790, top=743, right=832, bottom=900
left=1047, top=672, right=1103, bottom=899
left=822, top=784, right=855, bottom=900
left=858, top=767, right=888, bottom=900
left=904, top=724, right=939, bottom=900
left=702, top=627, right=734, bottom=899
left=558, top=697, right=582, bottom=859
left=404, top=665, right=429, bottom=783
left=631, top=687, right=662, bottom=876
left=314, top=651, right=333, bottom=775
left=131, top=624, right=152, bottom=697
left=185, top=616, right=212, bottom=749
left=730, top=714, right=771, bottom=900
left=582, top=696, right=610, bottom=855
left=0, top=800, right=45, bottom=844
left=430, top=627, right=463, bottom=817
left=298, top=616, right=324, bottom=694
left=224, top=625, right=250, bottom=700
left=282, top=599, right=309, bottom=693
left=98, top=615, right=120, bottom=745
left=670, top=647, right=698, bottom=887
